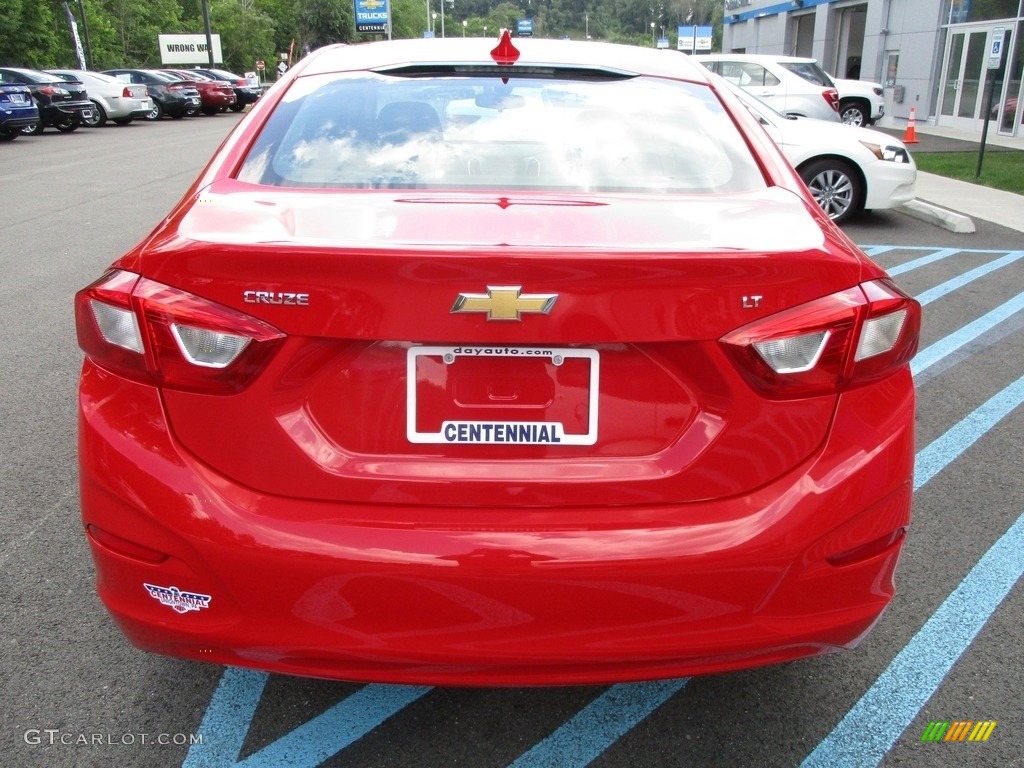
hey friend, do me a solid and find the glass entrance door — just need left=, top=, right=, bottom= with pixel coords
left=939, top=28, right=989, bottom=129
left=997, top=23, right=1021, bottom=136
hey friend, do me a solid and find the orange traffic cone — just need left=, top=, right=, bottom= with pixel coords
left=903, top=106, right=919, bottom=144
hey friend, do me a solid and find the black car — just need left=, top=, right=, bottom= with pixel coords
left=101, top=69, right=201, bottom=120
left=191, top=68, right=263, bottom=111
left=0, top=81, right=39, bottom=140
left=0, top=67, right=93, bottom=134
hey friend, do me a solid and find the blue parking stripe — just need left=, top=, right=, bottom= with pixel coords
left=801, top=375, right=1024, bottom=768
left=801, top=512, right=1024, bottom=768
left=236, top=684, right=431, bottom=767
left=183, top=670, right=429, bottom=767
left=912, top=290, right=1024, bottom=376
left=915, top=251, right=1024, bottom=306
left=885, top=247, right=960, bottom=276
left=861, top=246, right=895, bottom=258
left=184, top=668, right=268, bottom=767
left=508, top=679, right=689, bottom=768
left=862, top=246, right=1017, bottom=278
left=915, top=373, right=1024, bottom=489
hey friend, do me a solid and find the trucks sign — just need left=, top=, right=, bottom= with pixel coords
left=355, top=0, right=390, bottom=33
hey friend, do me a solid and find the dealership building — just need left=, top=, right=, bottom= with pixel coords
left=721, top=0, right=1023, bottom=139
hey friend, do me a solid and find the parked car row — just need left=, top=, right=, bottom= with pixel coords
left=47, top=69, right=152, bottom=126
left=191, top=68, right=264, bottom=111
left=0, top=65, right=261, bottom=137
left=0, top=67, right=94, bottom=136
left=694, top=53, right=886, bottom=127
left=681, top=53, right=914, bottom=223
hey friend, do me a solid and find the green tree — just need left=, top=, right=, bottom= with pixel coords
left=209, top=0, right=277, bottom=73
left=97, top=0, right=186, bottom=66
left=0, top=0, right=729, bottom=72
left=0, top=0, right=65, bottom=66
left=486, top=1, right=522, bottom=32
left=76, top=0, right=125, bottom=69
left=389, top=0, right=427, bottom=40
left=296, top=0, right=354, bottom=52
left=258, top=0, right=300, bottom=56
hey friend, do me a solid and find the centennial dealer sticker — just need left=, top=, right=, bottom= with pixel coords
left=143, top=583, right=212, bottom=614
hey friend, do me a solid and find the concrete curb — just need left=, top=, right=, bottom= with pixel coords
left=897, top=200, right=976, bottom=234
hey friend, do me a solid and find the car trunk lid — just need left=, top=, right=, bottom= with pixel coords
left=140, top=181, right=868, bottom=507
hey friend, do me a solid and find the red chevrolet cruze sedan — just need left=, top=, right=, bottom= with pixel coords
left=75, top=33, right=920, bottom=686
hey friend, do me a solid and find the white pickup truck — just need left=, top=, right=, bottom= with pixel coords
left=831, top=77, right=885, bottom=127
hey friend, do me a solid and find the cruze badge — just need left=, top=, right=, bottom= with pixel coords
left=243, top=290, right=309, bottom=306
left=451, top=286, right=557, bottom=321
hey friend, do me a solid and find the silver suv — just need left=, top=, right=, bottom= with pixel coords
left=695, top=54, right=840, bottom=122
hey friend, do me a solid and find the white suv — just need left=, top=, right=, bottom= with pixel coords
left=695, top=54, right=840, bottom=122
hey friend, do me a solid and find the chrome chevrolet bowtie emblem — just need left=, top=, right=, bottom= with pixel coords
left=451, top=286, right=558, bottom=321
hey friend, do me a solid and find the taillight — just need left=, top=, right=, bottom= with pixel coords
left=39, top=85, right=70, bottom=97
left=122, top=87, right=134, bottom=98
left=75, top=270, right=284, bottom=394
left=823, top=88, right=840, bottom=112
left=721, top=280, right=920, bottom=399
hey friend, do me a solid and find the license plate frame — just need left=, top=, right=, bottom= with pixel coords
left=406, top=345, right=599, bottom=445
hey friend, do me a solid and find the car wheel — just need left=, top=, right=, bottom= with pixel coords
left=21, top=120, right=42, bottom=135
left=112, top=117, right=133, bottom=125
left=230, top=104, right=244, bottom=112
left=202, top=107, right=219, bottom=116
left=54, top=120, right=79, bottom=133
left=84, top=101, right=107, bottom=127
left=0, top=131, right=18, bottom=141
left=798, top=159, right=864, bottom=225
left=144, top=101, right=163, bottom=121
left=839, top=101, right=870, bottom=127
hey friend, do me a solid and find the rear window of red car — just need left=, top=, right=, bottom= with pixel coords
left=237, top=72, right=767, bottom=194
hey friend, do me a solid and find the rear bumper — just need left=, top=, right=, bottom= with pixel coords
left=0, top=114, right=38, bottom=132
left=233, top=88, right=262, bottom=105
left=159, top=96, right=199, bottom=116
left=40, top=100, right=93, bottom=125
left=200, top=94, right=236, bottom=108
left=104, top=97, right=153, bottom=120
left=78, top=360, right=915, bottom=686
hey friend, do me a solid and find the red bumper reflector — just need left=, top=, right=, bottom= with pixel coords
left=87, top=524, right=168, bottom=564
left=826, top=528, right=906, bottom=567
